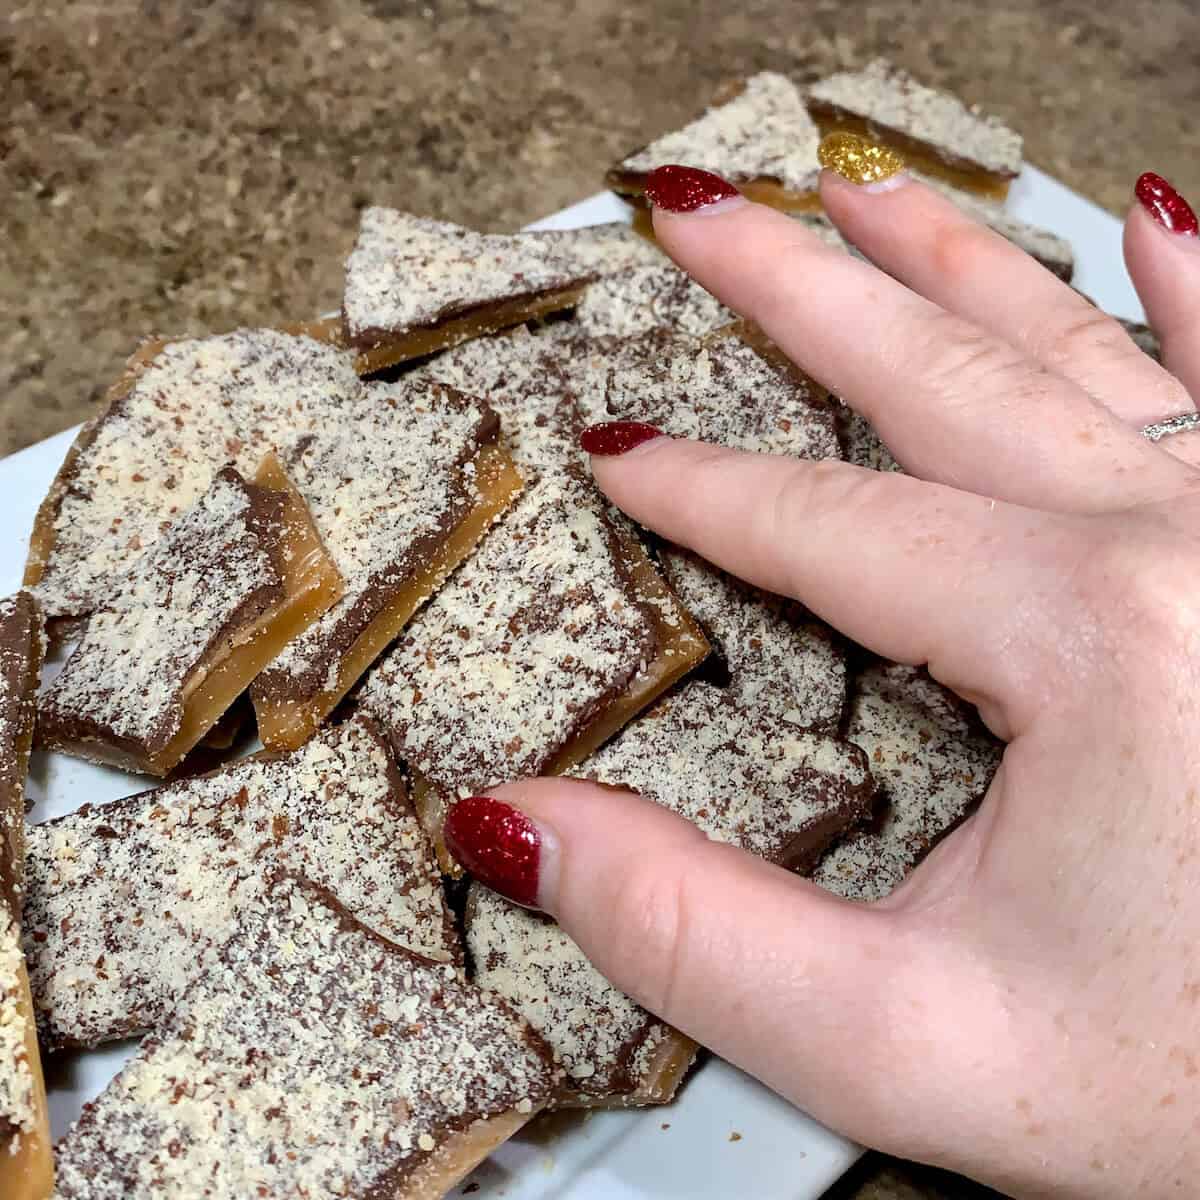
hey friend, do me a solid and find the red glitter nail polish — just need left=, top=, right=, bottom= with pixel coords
left=444, top=796, right=542, bottom=908
left=643, top=164, right=742, bottom=213
left=1135, top=172, right=1199, bottom=236
left=578, top=421, right=664, bottom=456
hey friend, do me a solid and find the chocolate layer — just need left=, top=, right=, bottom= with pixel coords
left=38, top=467, right=286, bottom=763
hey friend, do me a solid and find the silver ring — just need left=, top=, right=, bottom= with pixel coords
left=1141, top=412, right=1200, bottom=443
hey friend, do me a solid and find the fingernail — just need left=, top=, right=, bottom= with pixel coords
left=643, top=164, right=746, bottom=214
left=818, top=131, right=907, bottom=191
left=1135, top=172, right=1198, bottom=236
left=444, top=796, right=545, bottom=908
left=579, top=421, right=665, bottom=456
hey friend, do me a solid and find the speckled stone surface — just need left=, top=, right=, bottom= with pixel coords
left=3, top=3, right=1199, bottom=1196
left=3, top=0, right=1200, bottom=460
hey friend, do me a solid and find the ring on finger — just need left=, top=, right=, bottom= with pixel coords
left=1141, top=412, right=1200, bottom=443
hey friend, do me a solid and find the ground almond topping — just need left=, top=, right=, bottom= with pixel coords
left=616, top=71, right=821, bottom=194
left=0, top=918, right=36, bottom=1151
left=467, top=885, right=679, bottom=1102
left=660, top=547, right=846, bottom=734
left=23, top=716, right=458, bottom=1050
left=39, top=467, right=283, bottom=755
left=52, top=878, right=556, bottom=1199
left=343, top=207, right=593, bottom=341
left=604, top=327, right=841, bottom=460
left=813, top=662, right=1002, bottom=901
left=361, top=472, right=658, bottom=799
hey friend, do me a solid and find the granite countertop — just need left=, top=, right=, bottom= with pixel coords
left=4, top=2, right=1200, bottom=1196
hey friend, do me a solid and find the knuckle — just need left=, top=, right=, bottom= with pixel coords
left=1071, top=525, right=1200, bottom=660
left=929, top=215, right=996, bottom=288
left=906, top=310, right=1026, bottom=403
left=1036, top=306, right=1138, bottom=374
left=765, top=458, right=886, bottom=541
left=600, top=850, right=698, bottom=1022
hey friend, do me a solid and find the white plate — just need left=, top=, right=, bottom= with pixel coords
left=0, top=171, right=1138, bottom=1198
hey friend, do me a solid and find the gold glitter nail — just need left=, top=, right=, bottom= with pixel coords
left=817, top=131, right=906, bottom=186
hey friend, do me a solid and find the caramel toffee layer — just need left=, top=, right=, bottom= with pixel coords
left=23, top=717, right=457, bottom=1050
left=38, top=467, right=290, bottom=768
left=813, top=662, right=1002, bottom=902
left=467, top=885, right=695, bottom=1109
left=807, top=58, right=1022, bottom=192
left=53, top=878, right=557, bottom=1200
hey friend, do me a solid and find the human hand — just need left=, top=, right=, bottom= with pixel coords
left=446, top=161, right=1200, bottom=1197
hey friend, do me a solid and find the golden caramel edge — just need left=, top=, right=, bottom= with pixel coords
left=253, top=443, right=525, bottom=752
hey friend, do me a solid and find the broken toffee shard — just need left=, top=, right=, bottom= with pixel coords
left=360, top=469, right=708, bottom=871
left=807, top=58, right=1022, bottom=200
left=607, top=72, right=822, bottom=212
left=53, top=877, right=557, bottom=1200
left=0, top=592, right=52, bottom=1200
left=325, top=206, right=597, bottom=373
left=23, top=716, right=458, bottom=1051
left=38, top=462, right=342, bottom=776
left=249, top=380, right=521, bottom=751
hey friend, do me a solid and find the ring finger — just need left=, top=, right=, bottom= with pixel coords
left=648, top=190, right=1199, bottom=514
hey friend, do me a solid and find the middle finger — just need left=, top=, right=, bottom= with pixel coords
left=650, top=194, right=1198, bottom=513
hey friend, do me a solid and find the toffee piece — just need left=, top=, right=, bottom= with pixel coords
left=466, top=885, right=696, bottom=1109
left=604, top=325, right=841, bottom=461
left=607, top=72, right=822, bottom=212
left=813, top=662, right=1002, bottom=901
left=807, top=59, right=1022, bottom=200
left=573, top=680, right=872, bottom=870
left=0, top=593, right=43, bottom=913
left=26, top=329, right=360, bottom=626
left=0, top=594, right=52, bottom=1200
left=23, top=716, right=458, bottom=1051
left=38, top=463, right=342, bottom=776
left=360, top=471, right=708, bottom=870
left=250, top=380, right=521, bottom=750
left=473, top=678, right=872, bottom=1109
left=573, top=264, right=733, bottom=340
left=53, top=878, right=557, bottom=1200
left=337, top=207, right=596, bottom=374
left=659, top=547, right=847, bottom=735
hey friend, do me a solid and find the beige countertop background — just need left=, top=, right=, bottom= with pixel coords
left=4, top=2, right=1199, bottom=1195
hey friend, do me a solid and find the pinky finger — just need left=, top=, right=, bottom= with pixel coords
left=1124, top=174, right=1200, bottom=403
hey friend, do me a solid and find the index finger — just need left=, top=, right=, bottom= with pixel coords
left=587, top=434, right=1074, bottom=734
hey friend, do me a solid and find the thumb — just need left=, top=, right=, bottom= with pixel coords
left=444, top=779, right=969, bottom=1155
